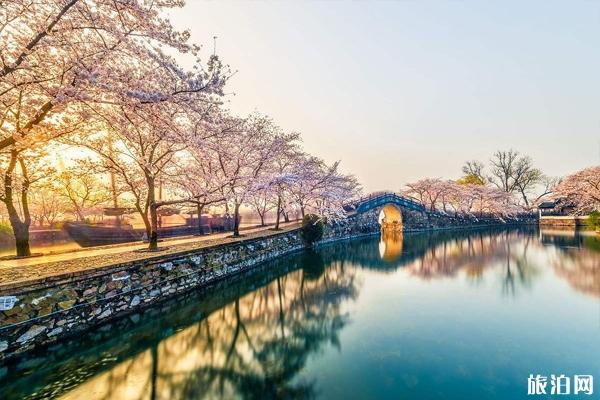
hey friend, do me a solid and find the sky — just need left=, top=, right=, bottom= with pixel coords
left=168, top=1, right=600, bottom=193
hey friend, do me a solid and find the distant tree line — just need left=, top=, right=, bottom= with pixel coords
left=404, top=149, right=600, bottom=218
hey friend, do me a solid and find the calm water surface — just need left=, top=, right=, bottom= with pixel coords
left=2, top=227, right=600, bottom=399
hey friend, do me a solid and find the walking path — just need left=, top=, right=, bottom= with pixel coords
left=0, top=222, right=301, bottom=289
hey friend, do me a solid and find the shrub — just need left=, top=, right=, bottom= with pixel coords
left=52, top=221, right=65, bottom=230
left=301, top=214, right=324, bottom=245
left=587, top=210, right=600, bottom=231
left=0, top=220, right=12, bottom=235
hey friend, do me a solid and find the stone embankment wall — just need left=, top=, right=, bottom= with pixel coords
left=321, top=207, right=537, bottom=242
left=0, top=230, right=305, bottom=361
left=539, top=215, right=589, bottom=228
left=0, top=208, right=536, bottom=361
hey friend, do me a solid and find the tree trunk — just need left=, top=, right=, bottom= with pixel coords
left=520, top=189, right=529, bottom=207
left=145, top=175, right=158, bottom=250
left=76, top=208, right=85, bottom=222
left=274, top=195, right=282, bottom=230
left=3, top=152, right=32, bottom=257
left=12, top=221, right=31, bottom=257
left=148, top=202, right=159, bottom=250
left=283, top=210, right=290, bottom=223
left=140, top=210, right=151, bottom=238
left=300, top=205, right=305, bottom=218
left=233, top=203, right=241, bottom=237
left=196, top=203, right=204, bottom=235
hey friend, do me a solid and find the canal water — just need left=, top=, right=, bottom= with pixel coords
left=2, top=227, right=600, bottom=399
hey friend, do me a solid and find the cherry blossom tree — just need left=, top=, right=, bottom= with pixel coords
left=55, top=166, right=111, bottom=221
left=402, top=178, right=452, bottom=212
left=211, top=113, right=291, bottom=237
left=311, top=162, right=361, bottom=220
left=244, top=143, right=300, bottom=229
left=0, top=149, right=53, bottom=255
left=554, top=166, right=600, bottom=214
left=76, top=61, right=232, bottom=249
left=287, top=156, right=360, bottom=219
left=1, top=0, right=229, bottom=255
left=403, top=178, right=524, bottom=217
left=79, top=102, right=217, bottom=250
left=0, top=0, right=218, bottom=152
left=29, top=185, right=69, bottom=227
left=260, top=132, right=302, bottom=230
left=169, top=115, right=246, bottom=234
left=447, top=183, right=477, bottom=215
left=287, top=155, right=327, bottom=218
left=247, top=187, right=276, bottom=227
left=469, top=185, right=522, bottom=217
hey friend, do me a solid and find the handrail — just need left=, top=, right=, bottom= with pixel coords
left=345, top=192, right=427, bottom=213
left=349, top=192, right=422, bottom=205
left=345, top=191, right=538, bottom=218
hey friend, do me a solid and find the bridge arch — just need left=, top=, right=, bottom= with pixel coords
left=378, top=203, right=403, bottom=232
left=343, top=192, right=427, bottom=235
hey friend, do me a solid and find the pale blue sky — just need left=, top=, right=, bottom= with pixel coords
left=170, top=1, right=600, bottom=192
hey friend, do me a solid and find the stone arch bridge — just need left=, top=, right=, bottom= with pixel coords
left=341, top=192, right=432, bottom=234
left=322, top=191, right=533, bottom=241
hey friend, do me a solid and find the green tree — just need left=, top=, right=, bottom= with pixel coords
left=457, top=174, right=485, bottom=185
left=587, top=210, right=600, bottom=231
left=301, top=214, right=324, bottom=245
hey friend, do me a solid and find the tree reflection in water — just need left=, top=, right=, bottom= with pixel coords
left=545, top=229, right=600, bottom=298
left=152, top=265, right=357, bottom=400
left=3, top=227, right=600, bottom=400
left=1, top=254, right=358, bottom=400
left=400, top=228, right=541, bottom=297
left=320, top=227, right=542, bottom=297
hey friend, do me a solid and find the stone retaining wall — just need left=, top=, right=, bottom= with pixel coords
left=322, top=207, right=537, bottom=240
left=0, top=208, right=536, bottom=361
left=539, top=215, right=589, bottom=228
left=0, top=230, right=305, bottom=360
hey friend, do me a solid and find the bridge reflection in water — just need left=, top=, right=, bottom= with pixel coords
left=379, top=230, right=403, bottom=262
left=3, top=227, right=600, bottom=399
left=378, top=201, right=404, bottom=261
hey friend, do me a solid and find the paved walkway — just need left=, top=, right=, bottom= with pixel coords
left=0, top=222, right=301, bottom=289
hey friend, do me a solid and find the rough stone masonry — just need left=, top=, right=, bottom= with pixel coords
left=0, top=209, right=535, bottom=360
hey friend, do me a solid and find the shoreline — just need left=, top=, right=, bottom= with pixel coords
left=0, top=221, right=535, bottom=361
